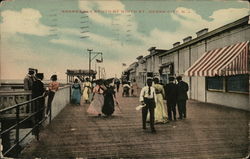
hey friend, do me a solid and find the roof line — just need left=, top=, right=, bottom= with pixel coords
left=159, top=15, right=249, bottom=57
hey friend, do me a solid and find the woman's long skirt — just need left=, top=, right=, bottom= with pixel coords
left=71, top=88, right=81, bottom=104
left=87, top=93, right=104, bottom=115
left=147, top=94, right=168, bottom=123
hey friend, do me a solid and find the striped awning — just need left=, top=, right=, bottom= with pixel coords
left=185, top=41, right=249, bottom=76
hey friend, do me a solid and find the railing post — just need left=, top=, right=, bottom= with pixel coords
left=49, top=103, right=52, bottom=123
left=35, top=100, right=40, bottom=141
left=15, top=104, right=20, bottom=157
left=69, top=85, right=72, bottom=103
left=0, top=139, right=3, bottom=159
left=0, top=122, right=3, bottom=159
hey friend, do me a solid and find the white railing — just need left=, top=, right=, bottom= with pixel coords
left=0, top=91, right=32, bottom=117
left=48, top=85, right=71, bottom=121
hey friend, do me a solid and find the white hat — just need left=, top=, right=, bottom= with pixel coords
left=135, top=104, right=146, bottom=111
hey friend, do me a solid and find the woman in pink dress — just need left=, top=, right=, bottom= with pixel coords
left=46, top=74, right=59, bottom=116
left=87, top=80, right=106, bottom=116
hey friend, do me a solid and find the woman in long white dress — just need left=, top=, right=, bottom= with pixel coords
left=82, top=78, right=92, bottom=103
left=147, top=78, right=168, bottom=123
left=87, top=80, right=106, bottom=116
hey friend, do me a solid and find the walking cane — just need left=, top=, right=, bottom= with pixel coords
left=115, top=100, right=122, bottom=112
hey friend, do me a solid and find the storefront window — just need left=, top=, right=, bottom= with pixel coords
left=207, top=76, right=224, bottom=90
left=206, top=75, right=249, bottom=93
left=227, top=75, right=249, bottom=93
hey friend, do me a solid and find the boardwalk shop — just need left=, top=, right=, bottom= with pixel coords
left=123, top=16, right=249, bottom=111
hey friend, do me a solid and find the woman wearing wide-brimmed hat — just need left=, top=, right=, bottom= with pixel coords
left=102, top=78, right=118, bottom=116
left=87, top=79, right=106, bottom=116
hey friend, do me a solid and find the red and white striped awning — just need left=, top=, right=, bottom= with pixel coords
left=185, top=41, right=249, bottom=76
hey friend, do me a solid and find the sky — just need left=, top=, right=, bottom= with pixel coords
left=0, top=0, right=249, bottom=80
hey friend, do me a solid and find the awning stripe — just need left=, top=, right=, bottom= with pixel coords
left=224, top=42, right=248, bottom=75
left=185, top=41, right=249, bottom=76
left=243, top=47, right=248, bottom=74
left=217, top=42, right=247, bottom=76
left=188, top=50, right=213, bottom=76
left=198, top=48, right=224, bottom=76
left=205, top=45, right=235, bottom=76
left=210, top=42, right=244, bottom=76
left=199, top=44, right=234, bottom=76
left=188, top=48, right=224, bottom=76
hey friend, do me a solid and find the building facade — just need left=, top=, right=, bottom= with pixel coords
left=124, top=16, right=249, bottom=111
left=159, top=16, right=249, bottom=111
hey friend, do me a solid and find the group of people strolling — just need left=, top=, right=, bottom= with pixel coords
left=139, top=76, right=188, bottom=133
left=71, top=75, right=188, bottom=133
left=71, top=78, right=118, bottom=117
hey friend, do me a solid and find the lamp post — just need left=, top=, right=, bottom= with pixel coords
left=87, top=49, right=103, bottom=80
left=98, top=66, right=101, bottom=79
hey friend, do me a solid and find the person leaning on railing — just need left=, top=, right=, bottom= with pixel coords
left=31, top=73, right=46, bottom=138
left=46, top=74, right=59, bottom=116
left=32, top=73, right=46, bottom=115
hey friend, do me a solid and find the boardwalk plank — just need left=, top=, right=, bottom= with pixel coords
left=20, top=92, right=249, bottom=159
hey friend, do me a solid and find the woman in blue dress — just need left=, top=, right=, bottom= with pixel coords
left=71, top=79, right=82, bottom=105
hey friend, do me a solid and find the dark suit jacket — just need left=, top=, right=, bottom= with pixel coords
left=32, top=80, right=45, bottom=119
left=32, top=80, right=45, bottom=98
left=164, top=83, right=177, bottom=102
left=177, top=81, right=189, bottom=101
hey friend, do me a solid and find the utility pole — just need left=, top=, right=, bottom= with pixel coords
left=87, top=49, right=103, bottom=80
left=87, top=49, right=92, bottom=79
left=98, top=66, right=101, bottom=79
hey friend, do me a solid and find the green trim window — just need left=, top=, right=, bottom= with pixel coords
left=206, top=75, right=249, bottom=93
left=207, top=76, right=224, bottom=91
left=227, top=75, right=249, bottom=93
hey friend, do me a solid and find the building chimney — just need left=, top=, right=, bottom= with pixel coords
left=183, top=36, right=192, bottom=43
left=148, top=47, right=156, bottom=55
left=196, top=28, right=208, bottom=37
left=173, top=42, right=180, bottom=47
left=136, top=55, right=143, bottom=60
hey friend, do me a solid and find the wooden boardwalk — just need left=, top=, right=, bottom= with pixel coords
left=21, top=91, right=249, bottom=159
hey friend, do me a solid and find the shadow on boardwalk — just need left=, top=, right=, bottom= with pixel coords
left=20, top=91, right=249, bottom=159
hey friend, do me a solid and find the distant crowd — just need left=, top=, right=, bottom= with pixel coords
left=71, top=78, right=119, bottom=117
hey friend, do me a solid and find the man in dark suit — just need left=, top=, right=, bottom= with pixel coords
left=31, top=73, right=45, bottom=139
left=164, top=76, right=178, bottom=121
left=176, top=76, right=189, bottom=119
